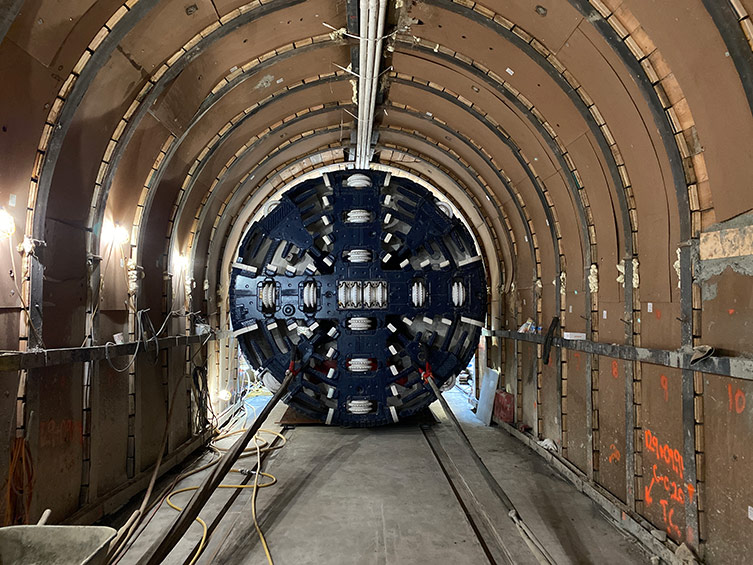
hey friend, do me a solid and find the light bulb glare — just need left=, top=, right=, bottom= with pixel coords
left=102, top=220, right=129, bottom=245
left=0, top=209, right=16, bottom=239
left=175, top=254, right=190, bottom=271
left=114, top=225, right=130, bottom=245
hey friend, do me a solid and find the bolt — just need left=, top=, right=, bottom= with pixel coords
left=535, top=5, right=548, bottom=17
left=185, top=4, right=198, bottom=15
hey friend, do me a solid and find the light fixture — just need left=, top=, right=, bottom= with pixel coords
left=114, top=225, right=129, bottom=245
left=102, top=220, right=130, bottom=246
left=218, top=389, right=232, bottom=401
left=175, top=253, right=190, bottom=272
left=0, top=208, right=16, bottom=239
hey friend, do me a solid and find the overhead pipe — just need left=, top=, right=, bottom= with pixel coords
left=356, top=0, right=370, bottom=166
left=362, top=0, right=388, bottom=169
left=355, top=0, right=386, bottom=169
left=356, top=0, right=374, bottom=168
left=360, top=0, right=378, bottom=168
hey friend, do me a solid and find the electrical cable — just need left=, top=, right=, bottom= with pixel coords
left=250, top=431, right=274, bottom=565
left=159, top=428, right=287, bottom=565
left=103, top=309, right=145, bottom=373
left=81, top=234, right=116, bottom=347
left=2, top=437, right=34, bottom=526
left=164, top=429, right=284, bottom=565
left=107, top=363, right=198, bottom=562
left=6, top=237, right=45, bottom=349
left=135, top=364, right=296, bottom=565
left=111, top=397, right=284, bottom=565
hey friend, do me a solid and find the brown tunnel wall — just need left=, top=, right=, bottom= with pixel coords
left=0, top=0, right=752, bottom=562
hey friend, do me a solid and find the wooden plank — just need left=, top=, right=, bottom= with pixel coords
left=0, top=333, right=211, bottom=372
left=491, top=330, right=753, bottom=382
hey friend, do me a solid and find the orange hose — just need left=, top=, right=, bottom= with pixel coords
left=3, top=437, right=34, bottom=525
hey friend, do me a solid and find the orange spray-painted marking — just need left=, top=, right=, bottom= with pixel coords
left=660, top=374, right=668, bottom=402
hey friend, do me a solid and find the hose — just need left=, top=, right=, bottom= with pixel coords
left=165, top=428, right=285, bottom=565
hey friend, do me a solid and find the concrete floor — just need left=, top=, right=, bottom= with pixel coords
left=119, top=389, right=651, bottom=565
left=436, top=387, right=649, bottom=564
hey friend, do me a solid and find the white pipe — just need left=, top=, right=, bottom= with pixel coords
left=363, top=0, right=388, bottom=169
left=356, top=0, right=369, bottom=166
left=359, top=0, right=378, bottom=168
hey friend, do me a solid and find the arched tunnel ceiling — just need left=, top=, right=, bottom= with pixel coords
left=1, top=0, right=752, bottom=346
left=3, top=0, right=753, bottom=557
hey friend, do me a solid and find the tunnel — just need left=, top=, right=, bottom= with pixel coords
left=0, top=0, right=752, bottom=563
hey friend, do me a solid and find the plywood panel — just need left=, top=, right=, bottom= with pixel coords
left=565, top=348, right=589, bottom=473
left=559, top=26, right=673, bottom=301
left=598, top=301, right=627, bottom=343
left=628, top=0, right=753, bottom=222
left=390, top=51, right=559, bottom=183
left=176, top=79, right=352, bottom=173
left=0, top=370, right=21, bottom=515
left=0, top=41, right=59, bottom=308
left=542, top=170, right=586, bottom=282
left=6, top=0, right=99, bottom=67
left=48, top=49, right=143, bottom=224
left=168, top=320, right=189, bottom=452
left=640, top=365, right=686, bottom=543
left=119, top=0, right=218, bottom=73
left=597, top=355, right=627, bottom=502
left=107, top=113, right=171, bottom=222
left=640, top=301, right=681, bottom=351
left=42, top=219, right=87, bottom=348
left=98, top=244, right=130, bottom=312
left=702, top=373, right=753, bottom=564
left=154, top=44, right=349, bottom=138
left=26, top=364, right=84, bottom=522
left=92, top=359, right=129, bottom=497
left=136, top=356, right=166, bottom=473
left=148, top=0, right=345, bottom=129
left=409, top=3, right=589, bottom=146
left=503, top=336, right=516, bottom=392
left=567, top=134, right=621, bottom=303
left=700, top=266, right=753, bottom=357
left=564, top=287, right=586, bottom=332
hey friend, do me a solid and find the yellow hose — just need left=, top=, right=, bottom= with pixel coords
left=165, top=428, right=285, bottom=565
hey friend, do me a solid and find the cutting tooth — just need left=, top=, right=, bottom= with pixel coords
left=232, top=262, right=258, bottom=274
left=460, top=316, right=484, bottom=327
